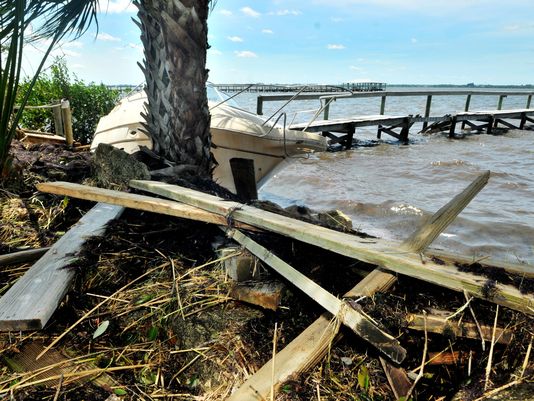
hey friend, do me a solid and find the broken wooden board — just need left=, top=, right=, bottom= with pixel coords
left=229, top=280, right=284, bottom=311
left=227, top=265, right=403, bottom=401
left=401, top=171, right=489, bottom=252
left=129, top=180, right=534, bottom=315
left=229, top=171, right=491, bottom=400
left=227, top=228, right=407, bottom=363
left=36, top=181, right=255, bottom=230
left=0, top=203, right=123, bottom=331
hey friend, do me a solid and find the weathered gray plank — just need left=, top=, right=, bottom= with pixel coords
left=0, top=203, right=124, bottom=331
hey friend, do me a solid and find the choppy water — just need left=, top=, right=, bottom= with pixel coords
left=231, top=87, right=534, bottom=265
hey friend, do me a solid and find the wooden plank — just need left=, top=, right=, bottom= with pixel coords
left=0, top=203, right=123, bottom=331
left=406, top=312, right=513, bottom=344
left=226, top=228, right=407, bottom=363
left=0, top=247, right=50, bottom=267
left=422, top=95, right=432, bottom=130
left=130, top=180, right=534, bottom=315
left=402, top=171, right=490, bottom=253
left=426, top=249, right=534, bottom=279
left=36, top=182, right=255, bottom=230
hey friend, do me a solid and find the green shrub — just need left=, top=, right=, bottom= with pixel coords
left=17, top=59, right=120, bottom=144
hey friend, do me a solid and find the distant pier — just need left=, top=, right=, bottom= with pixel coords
left=213, top=82, right=386, bottom=93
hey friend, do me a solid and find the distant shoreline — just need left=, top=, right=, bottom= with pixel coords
left=389, top=84, right=533, bottom=89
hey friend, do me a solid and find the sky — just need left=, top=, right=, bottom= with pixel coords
left=22, top=0, right=534, bottom=85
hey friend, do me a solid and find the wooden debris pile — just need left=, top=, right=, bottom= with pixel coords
left=0, top=170, right=532, bottom=400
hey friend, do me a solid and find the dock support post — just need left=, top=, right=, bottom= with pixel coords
left=497, top=95, right=506, bottom=110
left=527, top=95, right=532, bottom=109
left=487, top=116, right=494, bottom=135
left=52, top=104, right=64, bottom=137
left=400, top=117, right=411, bottom=144
left=461, top=94, right=472, bottom=130
left=344, top=126, right=355, bottom=150
left=519, top=113, right=526, bottom=130
left=422, top=95, right=432, bottom=130
left=256, top=96, right=264, bottom=115
left=323, top=100, right=331, bottom=120
left=448, top=116, right=457, bottom=138
left=380, top=95, right=386, bottom=115
left=61, top=99, right=74, bottom=148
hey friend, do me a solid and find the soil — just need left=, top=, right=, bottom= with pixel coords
left=0, top=142, right=533, bottom=400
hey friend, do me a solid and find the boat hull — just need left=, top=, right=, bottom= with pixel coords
left=90, top=91, right=327, bottom=193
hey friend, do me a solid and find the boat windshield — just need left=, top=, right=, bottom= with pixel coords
left=207, top=84, right=240, bottom=108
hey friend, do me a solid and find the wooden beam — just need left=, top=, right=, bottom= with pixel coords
left=36, top=182, right=255, bottom=230
left=402, top=171, right=490, bottom=253
left=0, top=203, right=123, bottom=331
left=0, top=247, right=50, bottom=267
left=130, top=180, right=534, bottom=315
left=226, top=228, right=407, bottom=363
left=406, top=312, right=513, bottom=344
left=422, top=95, right=432, bottom=130
left=60, top=99, right=74, bottom=148
left=426, top=249, right=534, bottom=279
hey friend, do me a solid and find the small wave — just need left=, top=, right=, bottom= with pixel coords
left=431, top=159, right=472, bottom=167
left=389, top=203, right=424, bottom=216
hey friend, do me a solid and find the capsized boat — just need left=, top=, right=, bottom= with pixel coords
left=90, top=84, right=327, bottom=193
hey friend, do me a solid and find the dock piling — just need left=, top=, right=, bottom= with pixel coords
left=380, top=95, right=387, bottom=115
left=422, top=95, right=432, bottom=130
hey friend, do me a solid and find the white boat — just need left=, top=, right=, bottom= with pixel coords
left=90, top=84, right=327, bottom=193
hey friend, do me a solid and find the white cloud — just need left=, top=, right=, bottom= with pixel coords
left=241, top=6, right=261, bottom=17
left=235, top=50, right=258, bottom=58
left=227, top=36, right=244, bottom=42
left=128, top=43, right=143, bottom=51
left=220, top=9, right=233, bottom=16
left=100, top=0, right=137, bottom=14
left=327, top=44, right=346, bottom=50
left=60, top=49, right=81, bottom=57
left=262, top=29, right=274, bottom=34
left=350, top=65, right=365, bottom=72
left=97, top=32, right=121, bottom=42
left=272, top=9, right=302, bottom=16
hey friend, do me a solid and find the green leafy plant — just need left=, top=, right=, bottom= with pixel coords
left=0, top=0, right=101, bottom=174
left=17, top=58, right=120, bottom=144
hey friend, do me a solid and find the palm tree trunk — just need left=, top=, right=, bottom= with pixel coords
left=136, top=0, right=212, bottom=177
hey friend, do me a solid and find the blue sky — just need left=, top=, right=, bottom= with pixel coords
left=23, top=0, right=534, bottom=85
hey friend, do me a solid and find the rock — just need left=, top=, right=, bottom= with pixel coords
left=93, top=143, right=150, bottom=190
left=317, top=209, right=353, bottom=232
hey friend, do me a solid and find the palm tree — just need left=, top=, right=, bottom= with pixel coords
left=0, top=0, right=213, bottom=178
left=136, top=0, right=213, bottom=178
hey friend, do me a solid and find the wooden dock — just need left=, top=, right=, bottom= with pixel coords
left=290, top=109, right=534, bottom=148
left=250, top=89, right=534, bottom=148
left=213, top=82, right=386, bottom=93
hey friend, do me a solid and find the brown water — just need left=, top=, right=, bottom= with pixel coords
left=230, top=88, right=534, bottom=265
left=260, top=130, right=534, bottom=264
